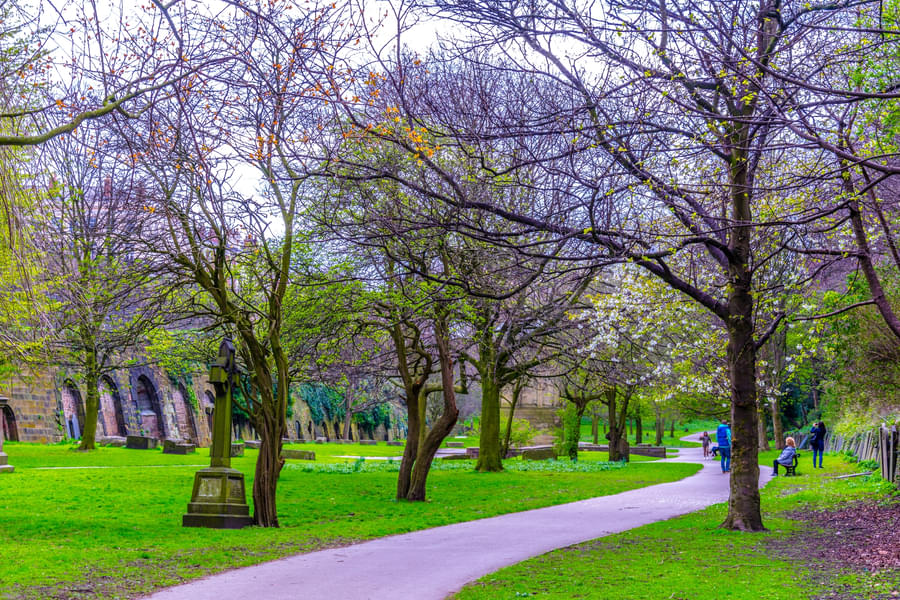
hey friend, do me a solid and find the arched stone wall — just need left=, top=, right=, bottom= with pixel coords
left=60, top=381, right=85, bottom=439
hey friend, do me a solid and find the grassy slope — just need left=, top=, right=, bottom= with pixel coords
left=453, top=452, right=895, bottom=600
left=0, top=442, right=698, bottom=600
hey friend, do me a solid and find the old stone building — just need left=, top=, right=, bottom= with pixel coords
left=0, top=365, right=215, bottom=445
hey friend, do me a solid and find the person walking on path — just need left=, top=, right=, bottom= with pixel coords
left=716, top=420, right=731, bottom=473
left=772, top=437, right=797, bottom=476
left=699, top=431, right=711, bottom=458
left=809, top=421, right=826, bottom=468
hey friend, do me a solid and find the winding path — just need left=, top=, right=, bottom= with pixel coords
left=142, top=440, right=772, bottom=600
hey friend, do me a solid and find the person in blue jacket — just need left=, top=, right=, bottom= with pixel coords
left=716, top=420, right=731, bottom=473
left=809, top=421, right=826, bottom=468
left=772, top=437, right=797, bottom=476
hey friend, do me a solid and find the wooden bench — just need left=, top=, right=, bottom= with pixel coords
left=784, top=453, right=800, bottom=477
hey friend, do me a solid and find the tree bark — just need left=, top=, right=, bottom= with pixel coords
left=721, top=142, right=764, bottom=532
left=253, top=411, right=284, bottom=527
left=758, top=400, right=770, bottom=451
left=408, top=315, right=460, bottom=501
left=771, top=397, right=784, bottom=450
left=591, top=412, right=599, bottom=445
left=635, top=412, right=643, bottom=445
left=606, top=388, right=630, bottom=462
left=79, top=362, right=100, bottom=451
left=476, top=375, right=502, bottom=472
left=501, top=379, right=524, bottom=458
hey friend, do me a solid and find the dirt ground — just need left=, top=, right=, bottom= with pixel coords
left=769, top=500, right=900, bottom=599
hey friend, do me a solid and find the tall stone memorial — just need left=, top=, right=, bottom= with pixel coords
left=182, top=339, right=252, bottom=528
left=0, top=403, right=13, bottom=474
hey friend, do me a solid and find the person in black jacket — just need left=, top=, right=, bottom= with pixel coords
left=809, top=421, right=826, bottom=468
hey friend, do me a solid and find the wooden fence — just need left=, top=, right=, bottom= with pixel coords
left=818, top=426, right=899, bottom=485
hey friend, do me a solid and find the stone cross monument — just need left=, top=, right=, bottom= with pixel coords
left=0, top=401, right=14, bottom=474
left=182, top=339, right=252, bottom=528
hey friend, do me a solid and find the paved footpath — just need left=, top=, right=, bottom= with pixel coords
left=143, top=441, right=772, bottom=600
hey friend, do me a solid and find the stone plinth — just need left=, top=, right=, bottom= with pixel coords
left=126, top=435, right=158, bottom=450
left=282, top=449, right=315, bottom=460
left=446, top=441, right=464, bottom=448
left=441, top=453, right=469, bottom=461
left=230, top=442, right=244, bottom=457
left=386, top=441, right=404, bottom=446
left=522, top=447, right=557, bottom=460
left=360, top=439, right=377, bottom=446
left=163, top=440, right=196, bottom=455
left=98, top=436, right=127, bottom=447
left=315, top=437, right=327, bottom=444
left=182, top=466, right=253, bottom=529
left=0, top=452, right=13, bottom=473
left=244, top=440, right=261, bottom=449
left=466, top=447, right=479, bottom=458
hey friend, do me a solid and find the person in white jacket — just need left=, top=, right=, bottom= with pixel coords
left=772, top=437, right=797, bottom=476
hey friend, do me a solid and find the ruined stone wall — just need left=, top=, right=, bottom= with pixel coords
left=0, top=364, right=215, bottom=446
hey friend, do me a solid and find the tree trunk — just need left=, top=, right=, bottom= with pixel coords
left=591, top=412, right=599, bottom=445
left=758, top=400, right=770, bottom=451
left=635, top=412, right=643, bottom=445
left=417, top=385, right=428, bottom=451
left=397, top=393, right=419, bottom=500
left=476, top=374, right=502, bottom=472
left=720, top=145, right=764, bottom=532
left=669, top=419, right=675, bottom=439
left=252, top=411, right=284, bottom=527
left=654, top=404, right=664, bottom=446
left=342, top=400, right=353, bottom=441
left=79, top=362, right=100, bottom=451
left=606, top=388, right=630, bottom=462
left=771, top=397, right=784, bottom=450
left=501, top=380, right=524, bottom=458
left=408, top=315, right=460, bottom=501
left=628, top=418, right=633, bottom=435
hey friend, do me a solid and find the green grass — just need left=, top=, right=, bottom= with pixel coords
left=0, top=441, right=699, bottom=599
left=453, top=453, right=896, bottom=600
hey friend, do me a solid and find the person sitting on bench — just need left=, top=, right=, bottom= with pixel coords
left=772, top=437, right=797, bottom=476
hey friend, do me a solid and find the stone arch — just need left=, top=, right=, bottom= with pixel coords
left=1, top=403, right=18, bottom=442
left=172, top=384, right=199, bottom=444
left=132, top=375, right=165, bottom=439
left=61, top=380, right=85, bottom=439
left=99, top=376, right=127, bottom=437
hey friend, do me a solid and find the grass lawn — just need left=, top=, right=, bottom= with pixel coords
left=0, top=441, right=699, bottom=599
left=453, top=452, right=898, bottom=600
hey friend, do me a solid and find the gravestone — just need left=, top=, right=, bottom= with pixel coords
left=386, top=441, right=404, bottom=446
left=315, top=437, right=326, bottom=444
left=0, top=408, right=13, bottom=474
left=126, top=435, right=158, bottom=450
left=446, top=441, right=464, bottom=448
left=163, top=440, right=196, bottom=455
left=183, top=339, right=253, bottom=529
left=230, top=442, right=244, bottom=457
left=282, top=449, right=315, bottom=460
left=98, top=436, right=127, bottom=447
left=360, top=439, right=377, bottom=446
left=522, top=447, right=557, bottom=460
left=244, top=440, right=261, bottom=450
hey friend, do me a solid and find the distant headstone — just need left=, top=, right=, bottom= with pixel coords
left=282, top=449, right=315, bottom=460
left=230, top=442, right=244, bottom=457
left=163, top=440, right=196, bottom=455
left=442, top=454, right=469, bottom=461
left=126, top=435, right=158, bottom=450
left=446, top=441, right=464, bottom=448
left=315, top=437, right=327, bottom=444
left=244, top=440, right=261, bottom=450
left=0, top=409, right=12, bottom=474
left=522, top=447, right=557, bottom=461
left=386, top=441, right=404, bottom=446
left=360, top=439, right=377, bottom=446
left=466, top=447, right=479, bottom=458
left=98, top=436, right=127, bottom=447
